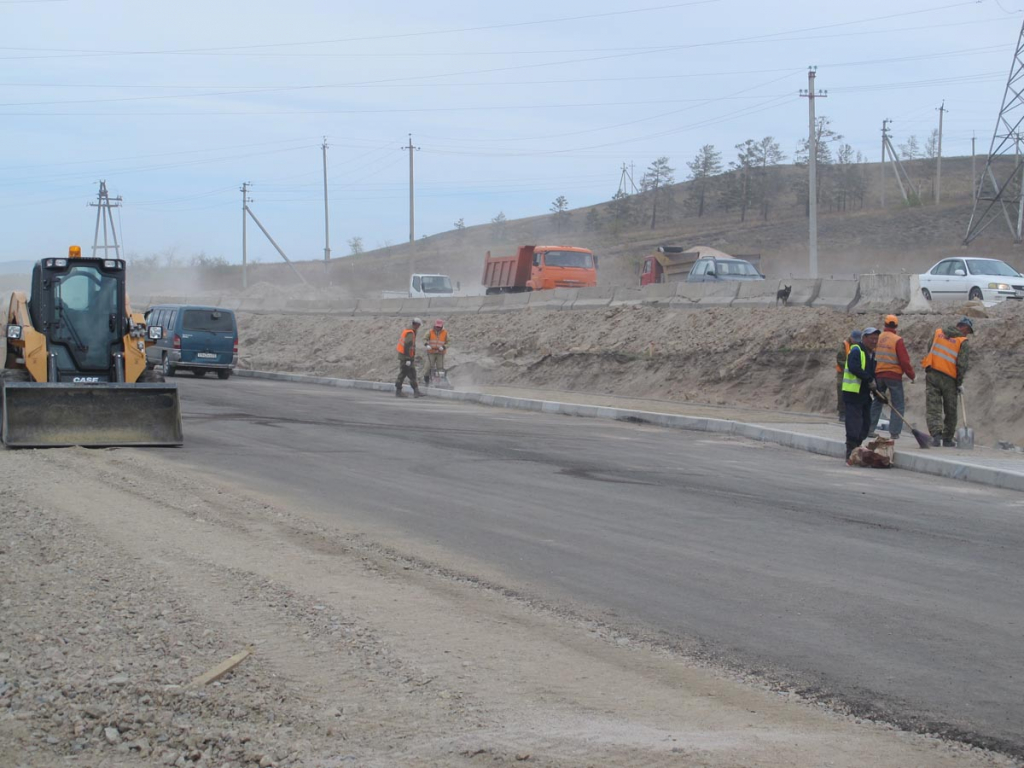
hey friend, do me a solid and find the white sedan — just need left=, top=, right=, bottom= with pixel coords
left=919, top=257, right=1024, bottom=302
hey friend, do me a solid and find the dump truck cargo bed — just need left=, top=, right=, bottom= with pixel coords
left=1, top=382, right=183, bottom=448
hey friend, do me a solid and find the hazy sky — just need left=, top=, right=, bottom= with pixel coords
left=1, top=0, right=1021, bottom=264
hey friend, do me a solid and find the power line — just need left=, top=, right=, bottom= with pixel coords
left=0, top=1, right=719, bottom=58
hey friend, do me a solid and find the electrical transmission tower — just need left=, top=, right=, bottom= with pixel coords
left=964, top=17, right=1024, bottom=245
left=617, top=162, right=638, bottom=195
left=89, top=180, right=122, bottom=258
left=880, top=120, right=916, bottom=205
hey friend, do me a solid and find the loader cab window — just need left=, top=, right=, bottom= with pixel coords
left=50, top=264, right=122, bottom=372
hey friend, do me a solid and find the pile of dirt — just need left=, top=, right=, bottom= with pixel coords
left=238, top=300, right=1024, bottom=448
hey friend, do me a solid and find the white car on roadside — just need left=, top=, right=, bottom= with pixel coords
left=919, top=257, right=1024, bottom=302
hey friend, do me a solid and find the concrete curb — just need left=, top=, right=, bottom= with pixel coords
left=235, top=369, right=1024, bottom=494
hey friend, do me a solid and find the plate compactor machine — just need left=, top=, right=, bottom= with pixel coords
left=1, top=246, right=183, bottom=448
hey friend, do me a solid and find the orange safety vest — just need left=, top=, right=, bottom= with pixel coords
left=396, top=328, right=416, bottom=357
left=875, top=331, right=903, bottom=377
left=836, top=340, right=851, bottom=373
left=426, top=328, right=448, bottom=352
left=920, top=328, right=964, bottom=379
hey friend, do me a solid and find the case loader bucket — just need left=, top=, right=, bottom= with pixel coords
left=1, top=383, right=183, bottom=448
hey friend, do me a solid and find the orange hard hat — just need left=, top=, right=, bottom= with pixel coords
left=884, top=314, right=899, bottom=327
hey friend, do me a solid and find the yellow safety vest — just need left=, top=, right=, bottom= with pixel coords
left=842, top=345, right=866, bottom=394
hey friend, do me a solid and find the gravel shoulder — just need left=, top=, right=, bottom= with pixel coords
left=0, top=446, right=1015, bottom=768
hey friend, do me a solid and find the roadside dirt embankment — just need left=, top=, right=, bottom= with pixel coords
left=238, top=301, right=1024, bottom=448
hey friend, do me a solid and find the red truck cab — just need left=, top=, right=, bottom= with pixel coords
left=483, top=245, right=597, bottom=294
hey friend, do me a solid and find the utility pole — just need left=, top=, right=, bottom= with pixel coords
left=800, top=67, right=826, bottom=279
left=402, top=134, right=420, bottom=251
left=89, top=180, right=123, bottom=258
left=240, top=182, right=252, bottom=289
left=881, top=119, right=891, bottom=208
left=936, top=101, right=947, bottom=204
left=321, top=137, right=331, bottom=266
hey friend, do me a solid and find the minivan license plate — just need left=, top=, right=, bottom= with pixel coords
left=197, top=352, right=218, bottom=359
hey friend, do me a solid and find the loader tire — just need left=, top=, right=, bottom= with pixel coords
left=139, top=367, right=165, bottom=384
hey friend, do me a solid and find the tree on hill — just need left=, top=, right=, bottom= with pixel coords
left=491, top=211, right=507, bottom=240
left=722, top=141, right=758, bottom=222
left=721, top=138, right=784, bottom=222
left=899, top=135, right=921, bottom=160
left=550, top=195, right=570, bottom=232
left=642, top=156, right=674, bottom=230
left=752, top=137, right=785, bottom=221
left=794, top=116, right=843, bottom=215
left=924, top=129, right=939, bottom=159
left=685, top=144, right=722, bottom=218
left=832, top=144, right=867, bottom=212
left=584, top=207, right=601, bottom=232
left=348, top=236, right=364, bottom=255
left=454, top=217, right=465, bottom=230
left=607, top=190, right=634, bottom=235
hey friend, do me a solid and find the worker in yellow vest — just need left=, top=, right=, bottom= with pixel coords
left=842, top=328, right=880, bottom=461
left=868, top=315, right=916, bottom=439
left=920, top=317, right=973, bottom=447
left=395, top=317, right=426, bottom=398
left=835, top=333, right=854, bottom=422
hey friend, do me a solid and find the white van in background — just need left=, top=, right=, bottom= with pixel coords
left=382, top=273, right=456, bottom=299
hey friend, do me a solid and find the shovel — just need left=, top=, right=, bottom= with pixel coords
left=874, top=390, right=932, bottom=449
left=956, top=392, right=975, bottom=450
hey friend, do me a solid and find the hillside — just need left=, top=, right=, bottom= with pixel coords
left=1, top=155, right=1017, bottom=299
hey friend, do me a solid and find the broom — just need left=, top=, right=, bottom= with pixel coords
left=874, top=390, right=931, bottom=449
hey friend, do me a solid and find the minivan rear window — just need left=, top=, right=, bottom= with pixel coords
left=182, top=309, right=234, bottom=333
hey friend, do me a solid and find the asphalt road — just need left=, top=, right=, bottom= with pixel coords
left=158, top=376, right=1024, bottom=756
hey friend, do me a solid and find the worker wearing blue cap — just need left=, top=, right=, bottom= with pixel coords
left=841, top=327, right=880, bottom=461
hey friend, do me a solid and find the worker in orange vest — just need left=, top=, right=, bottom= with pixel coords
left=921, top=317, right=973, bottom=447
left=868, top=315, right=916, bottom=439
left=395, top=317, right=426, bottom=398
left=423, top=319, right=449, bottom=386
left=835, top=332, right=855, bottom=422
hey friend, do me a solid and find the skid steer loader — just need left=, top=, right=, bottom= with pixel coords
left=1, top=246, right=183, bottom=448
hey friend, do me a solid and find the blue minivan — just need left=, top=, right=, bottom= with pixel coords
left=145, top=304, right=238, bottom=379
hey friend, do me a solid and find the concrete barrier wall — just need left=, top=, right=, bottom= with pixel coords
left=610, top=287, right=645, bottom=306
left=639, top=282, right=677, bottom=306
left=697, top=282, right=740, bottom=306
left=783, top=278, right=821, bottom=307
left=571, top=286, right=616, bottom=309
left=812, top=279, right=860, bottom=311
left=497, top=292, right=531, bottom=313
left=147, top=275, right=915, bottom=319
left=852, top=274, right=912, bottom=313
left=732, top=279, right=783, bottom=307
left=528, top=288, right=577, bottom=310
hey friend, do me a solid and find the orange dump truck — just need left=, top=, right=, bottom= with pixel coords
left=482, top=245, right=597, bottom=295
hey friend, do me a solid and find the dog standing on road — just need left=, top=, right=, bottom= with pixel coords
left=776, top=285, right=792, bottom=306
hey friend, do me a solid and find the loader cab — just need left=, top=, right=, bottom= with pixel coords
left=29, top=256, right=128, bottom=382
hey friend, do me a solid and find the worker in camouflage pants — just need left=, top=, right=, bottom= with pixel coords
left=921, top=317, right=973, bottom=447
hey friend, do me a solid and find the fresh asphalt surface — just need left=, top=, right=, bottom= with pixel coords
left=159, top=376, right=1024, bottom=756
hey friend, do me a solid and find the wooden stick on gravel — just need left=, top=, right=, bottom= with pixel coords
left=187, top=647, right=253, bottom=688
